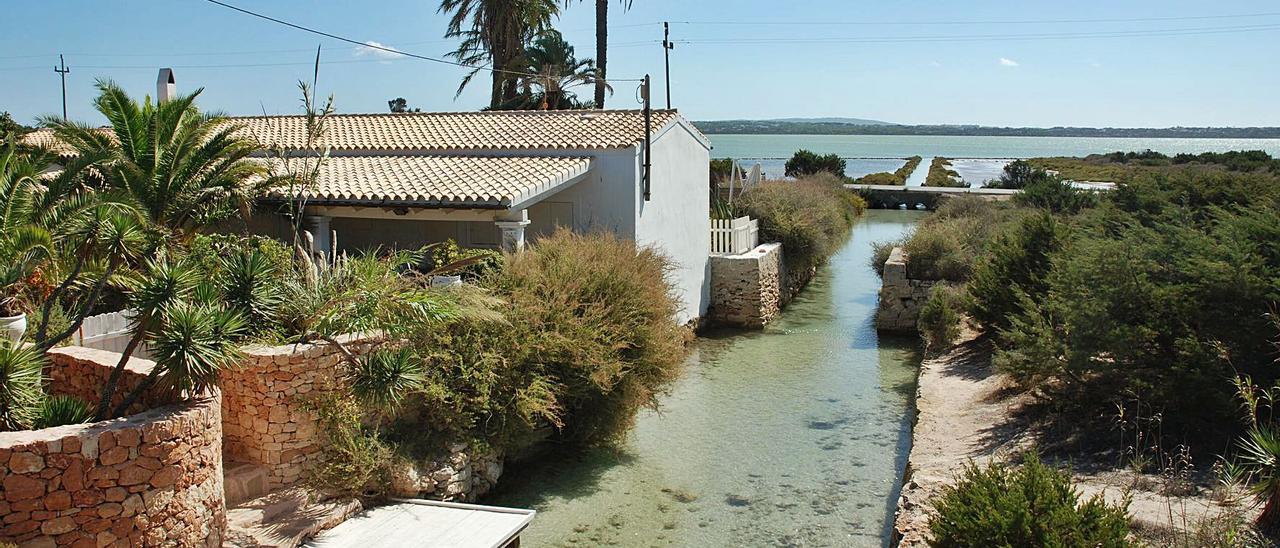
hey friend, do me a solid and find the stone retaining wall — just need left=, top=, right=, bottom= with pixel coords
left=0, top=396, right=224, bottom=547
left=876, top=247, right=939, bottom=332
left=708, top=243, right=783, bottom=328
left=219, top=335, right=378, bottom=489
left=47, top=347, right=173, bottom=418
left=390, top=443, right=504, bottom=503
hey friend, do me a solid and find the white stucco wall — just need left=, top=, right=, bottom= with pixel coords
left=635, top=122, right=712, bottom=324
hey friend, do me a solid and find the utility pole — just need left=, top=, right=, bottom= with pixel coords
left=662, top=22, right=674, bottom=109
left=642, top=74, right=652, bottom=201
left=53, top=55, right=70, bottom=120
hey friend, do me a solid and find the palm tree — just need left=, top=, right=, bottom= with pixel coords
left=439, top=0, right=561, bottom=108
left=584, top=0, right=633, bottom=108
left=41, top=80, right=268, bottom=237
left=513, top=30, right=607, bottom=110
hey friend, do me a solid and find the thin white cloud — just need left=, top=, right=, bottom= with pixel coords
left=930, top=60, right=943, bottom=68
left=999, top=57, right=1019, bottom=67
left=355, top=41, right=406, bottom=61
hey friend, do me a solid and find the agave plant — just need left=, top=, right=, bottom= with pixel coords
left=0, top=341, right=45, bottom=430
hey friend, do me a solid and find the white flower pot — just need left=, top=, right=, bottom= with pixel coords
left=0, top=313, right=26, bottom=343
left=430, top=275, right=463, bottom=288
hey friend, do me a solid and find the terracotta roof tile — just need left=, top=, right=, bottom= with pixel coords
left=232, top=109, right=691, bottom=152
left=263, top=155, right=592, bottom=207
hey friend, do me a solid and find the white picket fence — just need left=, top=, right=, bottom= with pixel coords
left=70, top=309, right=152, bottom=359
left=710, top=216, right=760, bottom=256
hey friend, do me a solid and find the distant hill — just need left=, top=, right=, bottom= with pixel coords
left=692, top=120, right=1280, bottom=139
left=767, top=117, right=895, bottom=126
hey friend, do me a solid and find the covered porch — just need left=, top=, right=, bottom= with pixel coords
left=258, top=154, right=593, bottom=257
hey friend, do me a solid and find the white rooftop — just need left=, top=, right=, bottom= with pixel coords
left=304, top=499, right=534, bottom=548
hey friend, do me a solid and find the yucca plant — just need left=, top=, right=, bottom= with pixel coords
left=0, top=341, right=45, bottom=430
left=32, top=395, right=92, bottom=429
left=147, top=301, right=246, bottom=396
left=350, top=347, right=424, bottom=413
left=1237, top=425, right=1280, bottom=529
left=219, top=248, right=284, bottom=327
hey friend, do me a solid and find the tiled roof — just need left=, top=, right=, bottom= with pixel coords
left=231, top=109, right=695, bottom=152
left=20, top=129, right=105, bottom=156
left=23, top=110, right=705, bottom=154
left=262, top=155, right=592, bottom=208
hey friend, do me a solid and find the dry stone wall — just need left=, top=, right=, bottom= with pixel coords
left=0, top=396, right=224, bottom=547
left=876, top=247, right=939, bottom=332
left=389, top=443, right=504, bottom=503
left=219, top=335, right=378, bottom=489
left=47, top=347, right=173, bottom=417
left=708, top=243, right=783, bottom=328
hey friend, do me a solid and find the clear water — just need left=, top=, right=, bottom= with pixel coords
left=487, top=211, right=926, bottom=547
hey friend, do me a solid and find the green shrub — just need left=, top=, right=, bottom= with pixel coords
left=918, top=285, right=968, bottom=351
left=869, top=241, right=895, bottom=278
left=1015, top=178, right=1098, bottom=213
left=929, top=454, right=1133, bottom=547
left=380, top=230, right=689, bottom=455
left=304, top=392, right=401, bottom=497
left=968, top=213, right=1068, bottom=332
left=419, top=239, right=504, bottom=282
left=736, top=173, right=863, bottom=273
left=32, top=395, right=91, bottom=429
left=487, top=229, right=686, bottom=446
left=988, top=159, right=1053, bottom=189
left=995, top=200, right=1280, bottom=435
left=785, top=149, right=846, bottom=178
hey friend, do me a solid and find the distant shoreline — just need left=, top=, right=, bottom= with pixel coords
left=693, top=121, right=1280, bottom=139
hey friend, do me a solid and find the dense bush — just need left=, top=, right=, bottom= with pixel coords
left=784, top=149, right=846, bottom=178
left=418, top=239, right=504, bottom=282
left=1015, top=177, right=1098, bottom=213
left=736, top=173, right=865, bottom=273
left=371, top=230, right=688, bottom=459
left=987, top=159, right=1053, bottom=189
left=917, top=285, right=968, bottom=352
left=888, top=197, right=1014, bottom=282
left=929, top=454, right=1133, bottom=547
left=967, top=213, right=1068, bottom=332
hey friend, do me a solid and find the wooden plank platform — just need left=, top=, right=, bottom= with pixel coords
left=304, top=499, right=534, bottom=548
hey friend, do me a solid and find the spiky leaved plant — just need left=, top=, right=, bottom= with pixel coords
left=32, top=395, right=92, bottom=429
left=0, top=341, right=45, bottom=430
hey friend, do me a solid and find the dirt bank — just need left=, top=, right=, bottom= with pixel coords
left=891, top=328, right=1257, bottom=546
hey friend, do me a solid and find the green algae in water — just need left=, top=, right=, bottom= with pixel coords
left=487, top=211, right=927, bottom=547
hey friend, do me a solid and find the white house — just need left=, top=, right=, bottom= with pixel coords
left=234, top=109, right=714, bottom=324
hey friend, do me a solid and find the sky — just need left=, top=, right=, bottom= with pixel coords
left=2, top=0, right=1279, bottom=128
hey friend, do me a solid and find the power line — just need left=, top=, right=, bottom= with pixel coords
left=664, top=11, right=1280, bottom=27
left=670, top=22, right=1280, bottom=45
left=199, top=0, right=644, bottom=82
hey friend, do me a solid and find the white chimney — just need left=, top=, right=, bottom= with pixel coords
left=157, top=68, right=176, bottom=103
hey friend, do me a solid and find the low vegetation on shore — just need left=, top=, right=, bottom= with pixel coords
left=1027, top=149, right=1280, bottom=183
left=855, top=155, right=923, bottom=185
left=924, top=157, right=967, bottom=187
left=879, top=155, right=1280, bottom=543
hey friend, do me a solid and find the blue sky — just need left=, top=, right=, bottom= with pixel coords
left=2, top=0, right=1278, bottom=127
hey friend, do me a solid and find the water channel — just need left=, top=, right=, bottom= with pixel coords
left=488, top=210, right=927, bottom=547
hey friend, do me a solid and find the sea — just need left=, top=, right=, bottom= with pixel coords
left=710, top=134, right=1280, bottom=184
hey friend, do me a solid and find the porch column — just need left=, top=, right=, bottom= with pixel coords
left=495, top=209, right=531, bottom=253
left=305, top=215, right=332, bottom=263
